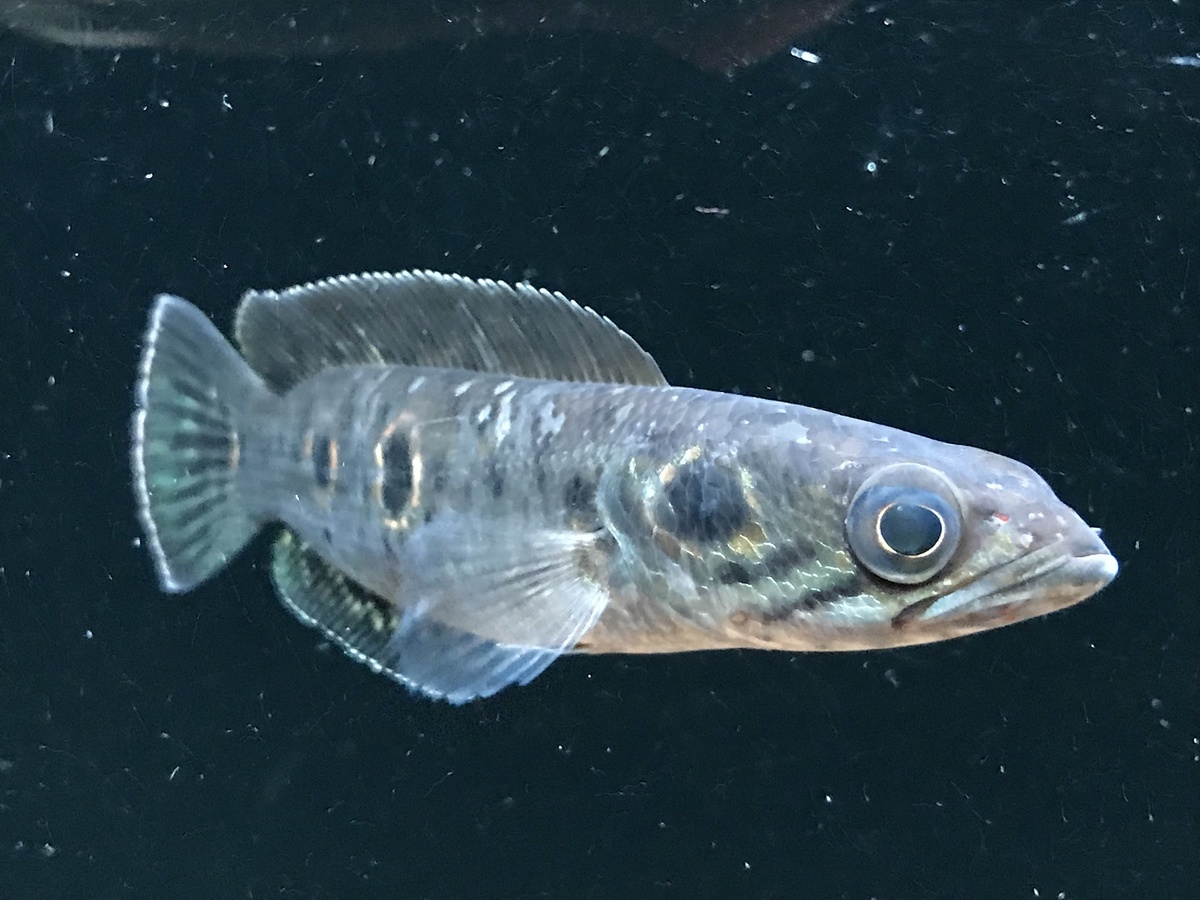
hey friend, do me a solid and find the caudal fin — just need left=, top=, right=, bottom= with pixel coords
left=132, top=295, right=271, bottom=592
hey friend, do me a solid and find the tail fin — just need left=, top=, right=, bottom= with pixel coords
left=132, top=295, right=272, bottom=592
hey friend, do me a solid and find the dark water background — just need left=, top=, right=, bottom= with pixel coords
left=1, top=1, right=1197, bottom=897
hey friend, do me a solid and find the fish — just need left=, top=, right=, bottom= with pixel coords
left=131, top=270, right=1118, bottom=703
left=1, top=0, right=854, bottom=73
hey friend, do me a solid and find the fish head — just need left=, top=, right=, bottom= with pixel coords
left=726, top=422, right=1119, bottom=650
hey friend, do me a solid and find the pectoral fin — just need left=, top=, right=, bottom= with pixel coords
left=392, top=512, right=609, bottom=648
left=382, top=617, right=564, bottom=705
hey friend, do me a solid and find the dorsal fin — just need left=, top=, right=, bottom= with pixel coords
left=233, top=270, right=668, bottom=393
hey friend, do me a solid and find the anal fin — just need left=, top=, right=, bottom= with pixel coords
left=271, top=530, right=402, bottom=682
left=270, top=529, right=598, bottom=703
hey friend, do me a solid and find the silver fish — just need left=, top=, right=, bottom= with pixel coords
left=131, top=271, right=1118, bottom=703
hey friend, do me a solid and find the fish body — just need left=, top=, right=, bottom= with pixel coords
left=132, top=271, right=1117, bottom=703
left=1, top=0, right=854, bottom=72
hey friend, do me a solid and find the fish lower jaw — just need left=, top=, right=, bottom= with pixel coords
left=895, top=548, right=1119, bottom=637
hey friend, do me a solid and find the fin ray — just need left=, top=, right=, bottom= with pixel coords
left=234, top=270, right=668, bottom=391
left=393, top=513, right=610, bottom=650
left=132, top=295, right=270, bottom=591
left=270, top=530, right=587, bottom=703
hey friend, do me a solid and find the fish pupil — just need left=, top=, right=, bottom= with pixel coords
left=879, top=503, right=943, bottom=557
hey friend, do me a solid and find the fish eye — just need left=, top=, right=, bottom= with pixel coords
left=845, top=464, right=962, bottom=584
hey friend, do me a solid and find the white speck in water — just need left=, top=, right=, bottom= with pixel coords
left=789, top=47, right=822, bottom=64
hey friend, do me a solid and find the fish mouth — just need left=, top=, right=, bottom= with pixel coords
left=893, top=533, right=1119, bottom=632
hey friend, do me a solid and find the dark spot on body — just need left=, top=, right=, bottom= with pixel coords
left=535, top=464, right=547, bottom=494
left=563, top=473, right=596, bottom=513
left=758, top=540, right=819, bottom=580
left=658, top=457, right=750, bottom=543
left=431, top=459, right=449, bottom=494
left=484, top=458, right=505, bottom=499
left=312, top=435, right=332, bottom=488
left=717, top=561, right=754, bottom=585
left=381, top=434, right=413, bottom=514
left=762, top=580, right=866, bottom=622
left=322, top=527, right=333, bottom=545
left=716, top=540, right=824, bottom=586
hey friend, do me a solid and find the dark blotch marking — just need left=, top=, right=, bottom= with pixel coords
left=484, top=457, right=505, bottom=500
left=312, top=435, right=332, bottom=488
left=759, top=540, right=819, bottom=579
left=431, top=458, right=449, bottom=494
left=717, top=561, right=754, bottom=585
left=563, top=471, right=602, bottom=529
left=381, top=434, right=413, bottom=514
left=322, top=527, right=333, bottom=545
left=717, top=540, right=821, bottom=585
left=659, top=458, right=750, bottom=543
left=719, top=541, right=818, bottom=586
left=762, top=579, right=867, bottom=622
left=563, top=473, right=596, bottom=513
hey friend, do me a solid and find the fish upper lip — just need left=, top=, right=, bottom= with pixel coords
left=893, top=539, right=1119, bottom=628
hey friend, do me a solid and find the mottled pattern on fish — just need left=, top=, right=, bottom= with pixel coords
left=132, top=271, right=1118, bottom=703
